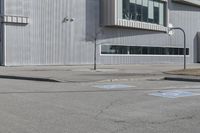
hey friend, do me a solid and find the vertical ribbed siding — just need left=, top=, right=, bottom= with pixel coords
left=4, top=0, right=94, bottom=65
left=100, top=0, right=116, bottom=26
left=0, top=0, right=4, bottom=65
left=2, top=0, right=200, bottom=66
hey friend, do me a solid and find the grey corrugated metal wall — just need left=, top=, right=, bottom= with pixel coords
left=2, top=0, right=200, bottom=66
left=4, top=0, right=95, bottom=65
left=0, top=0, right=4, bottom=65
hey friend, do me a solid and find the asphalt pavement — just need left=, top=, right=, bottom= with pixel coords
left=0, top=64, right=199, bottom=133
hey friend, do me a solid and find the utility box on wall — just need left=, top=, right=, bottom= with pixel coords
left=1, top=16, right=29, bottom=24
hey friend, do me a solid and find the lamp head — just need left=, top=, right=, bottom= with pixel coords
left=168, top=23, right=174, bottom=36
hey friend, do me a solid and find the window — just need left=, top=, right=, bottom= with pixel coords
left=159, top=3, right=164, bottom=25
left=142, top=0, right=148, bottom=22
left=154, top=1, right=159, bottom=24
left=101, top=45, right=189, bottom=55
left=136, top=0, right=142, bottom=21
left=122, top=0, right=166, bottom=26
left=148, top=0, right=154, bottom=23
left=101, top=45, right=129, bottom=54
left=130, top=1, right=136, bottom=20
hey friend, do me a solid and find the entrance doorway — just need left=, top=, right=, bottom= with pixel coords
left=197, top=32, right=200, bottom=63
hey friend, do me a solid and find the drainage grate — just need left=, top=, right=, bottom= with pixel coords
left=149, top=90, right=200, bottom=98
left=94, top=84, right=133, bottom=90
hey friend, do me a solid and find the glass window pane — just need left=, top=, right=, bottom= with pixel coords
left=163, top=48, right=170, bottom=55
left=118, top=0, right=123, bottom=19
left=130, top=2, right=136, bottom=20
left=101, top=45, right=113, bottom=54
left=101, top=45, right=189, bottom=55
left=123, top=0, right=130, bottom=19
left=186, top=49, right=189, bottom=55
left=136, top=0, right=142, bottom=5
left=179, top=49, right=183, bottom=55
left=154, top=1, right=159, bottom=24
left=154, top=1, right=159, bottom=7
left=169, top=48, right=174, bottom=55
left=149, top=47, right=155, bottom=54
left=154, top=47, right=161, bottom=55
left=130, top=0, right=136, bottom=4
left=143, top=0, right=148, bottom=6
left=174, top=48, right=179, bottom=55
left=158, top=47, right=162, bottom=55
left=130, top=46, right=142, bottom=54
left=148, top=0, right=154, bottom=23
left=142, top=0, right=148, bottom=22
left=121, top=0, right=165, bottom=26
left=142, top=47, right=148, bottom=54
left=159, top=3, right=164, bottom=25
left=136, top=0, right=142, bottom=21
left=112, top=46, right=128, bottom=54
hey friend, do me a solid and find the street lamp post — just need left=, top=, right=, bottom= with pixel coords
left=94, top=37, right=97, bottom=70
left=169, top=27, right=186, bottom=70
left=93, top=29, right=103, bottom=70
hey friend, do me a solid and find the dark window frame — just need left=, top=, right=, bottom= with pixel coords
left=122, top=0, right=166, bottom=26
left=101, top=45, right=190, bottom=56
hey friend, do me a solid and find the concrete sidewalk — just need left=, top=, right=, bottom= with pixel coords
left=0, top=64, right=200, bottom=83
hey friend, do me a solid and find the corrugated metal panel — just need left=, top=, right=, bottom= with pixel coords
left=4, top=0, right=94, bottom=65
left=100, top=0, right=116, bottom=26
left=0, top=0, right=5, bottom=65
left=2, top=0, right=200, bottom=65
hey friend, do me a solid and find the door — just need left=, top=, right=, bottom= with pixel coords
left=197, top=32, right=200, bottom=63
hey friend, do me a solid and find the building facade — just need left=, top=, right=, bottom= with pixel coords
left=0, top=0, right=200, bottom=66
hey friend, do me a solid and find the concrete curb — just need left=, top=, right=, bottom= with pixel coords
left=0, top=75, right=162, bottom=83
left=0, top=75, right=60, bottom=83
left=164, top=77, right=200, bottom=82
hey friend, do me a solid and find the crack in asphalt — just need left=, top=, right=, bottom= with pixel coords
left=110, top=126, right=129, bottom=133
left=94, top=99, right=120, bottom=120
left=109, top=115, right=195, bottom=133
left=110, top=120, right=133, bottom=133
left=145, top=115, right=194, bottom=125
left=93, top=99, right=133, bottom=133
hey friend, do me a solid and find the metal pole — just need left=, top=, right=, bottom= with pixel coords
left=170, top=27, right=186, bottom=70
left=94, top=38, right=97, bottom=70
left=93, top=28, right=103, bottom=70
left=183, top=29, right=186, bottom=70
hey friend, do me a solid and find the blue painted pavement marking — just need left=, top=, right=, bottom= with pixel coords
left=149, top=90, right=200, bottom=98
left=94, top=84, right=134, bottom=90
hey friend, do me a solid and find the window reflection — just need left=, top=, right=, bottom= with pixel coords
left=122, top=0, right=165, bottom=26
left=101, top=45, right=189, bottom=55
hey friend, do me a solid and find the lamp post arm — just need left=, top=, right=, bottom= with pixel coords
left=169, top=27, right=186, bottom=70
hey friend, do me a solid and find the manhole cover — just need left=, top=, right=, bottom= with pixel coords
left=94, top=84, right=133, bottom=90
left=149, top=90, right=200, bottom=98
